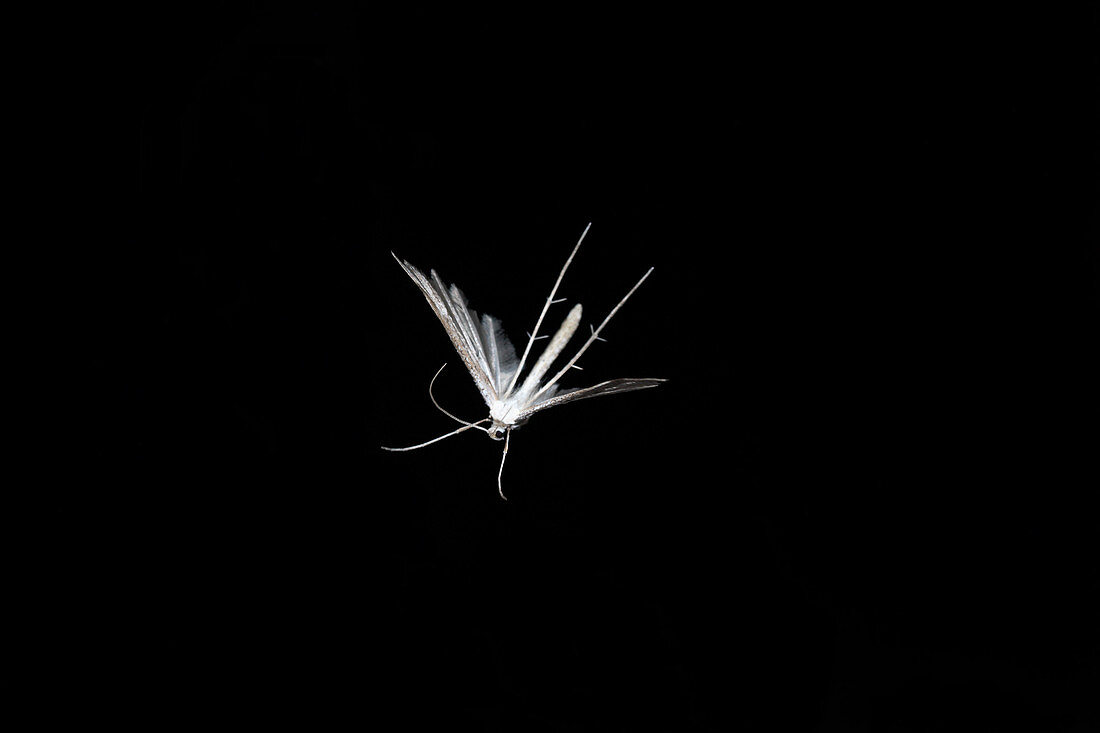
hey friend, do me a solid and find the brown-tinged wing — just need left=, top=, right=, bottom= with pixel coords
left=392, top=253, right=499, bottom=406
left=516, top=377, right=666, bottom=420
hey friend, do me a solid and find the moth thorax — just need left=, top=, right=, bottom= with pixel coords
left=487, top=399, right=511, bottom=422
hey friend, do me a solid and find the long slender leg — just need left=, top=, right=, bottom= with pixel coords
left=505, top=223, right=592, bottom=396
left=533, top=266, right=654, bottom=401
left=497, top=429, right=511, bottom=500
left=381, top=418, right=490, bottom=452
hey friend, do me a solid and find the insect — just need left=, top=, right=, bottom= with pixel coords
left=382, top=223, right=665, bottom=498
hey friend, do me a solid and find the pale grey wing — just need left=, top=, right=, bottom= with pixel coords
left=515, top=378, right=666, bottom=420
left=431, top=273, right=523, bottom=397
left=476, top=312, right=519, bottom=393
left=391, top=254, right=498, bottom=406
left=426, top=270, right=523, bottom=397
left=430, top=271, right=500, bottom=389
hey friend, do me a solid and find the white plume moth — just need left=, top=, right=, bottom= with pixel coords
left=382, top=223, right=665, bottom=499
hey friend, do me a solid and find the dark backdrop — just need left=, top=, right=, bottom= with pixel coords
left=43, top=4, right=1098, bottom=731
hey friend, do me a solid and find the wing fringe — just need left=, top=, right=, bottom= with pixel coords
left=393, top=254, right=521, bottom=403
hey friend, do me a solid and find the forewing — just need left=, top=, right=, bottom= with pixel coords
left=516, top=378, right=666, bottom=420
left=477, top=313, right=519, bottom=391
left=392, top=254, right=498, bottom=405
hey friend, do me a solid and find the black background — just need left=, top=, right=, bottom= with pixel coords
left=39, top=4, right=1098, bottom=730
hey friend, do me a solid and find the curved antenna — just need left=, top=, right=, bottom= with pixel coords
left=497, top=428, right=512, bottom=500
left=381, top=418, right=490, bottom=452
left=427, top=363, right=480, bottom=427
left=505, top=222, right=592, bottom=397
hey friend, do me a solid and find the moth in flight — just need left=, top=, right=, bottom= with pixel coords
left=382, top=223, right=665, bottom=498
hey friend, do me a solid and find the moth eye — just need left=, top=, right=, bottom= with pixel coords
left=494, top=429, right=505, bottom=439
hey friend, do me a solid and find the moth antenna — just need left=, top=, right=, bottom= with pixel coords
left=381, top=418, right=490, bottom=452
left=497, top=428, right=512, bottom=500
left=427, top=363, right=480, bottom=427
left=506, top=222, right=592, bottom=396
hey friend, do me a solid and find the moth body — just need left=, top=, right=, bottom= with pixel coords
left=489, top=399, right=527, bottom=431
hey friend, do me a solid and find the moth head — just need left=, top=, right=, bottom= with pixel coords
left=487, top=422, right=508, bottom=441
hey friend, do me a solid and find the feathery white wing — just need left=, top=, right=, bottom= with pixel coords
left=391, top=253, right=519, bottom=404
left=508, top=303, right=583, bottom=406
left=478, top=312, right=519, bottom=393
